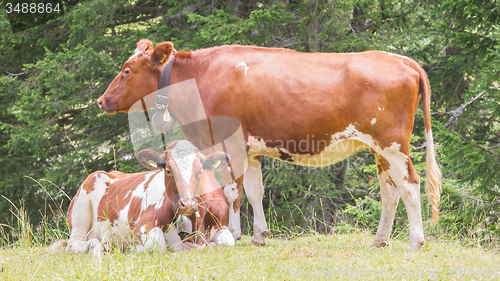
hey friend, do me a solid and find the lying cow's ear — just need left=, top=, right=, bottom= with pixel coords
left=202, top=152, right=231, bottom=171
left=151, top=42, right=174, bottom=66
left=137, top=149, right=163, bottom=169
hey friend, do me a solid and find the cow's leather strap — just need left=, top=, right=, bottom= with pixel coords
left=152, top=56, right=175, bottom=133
left=156, top=55, right=174, bottom=108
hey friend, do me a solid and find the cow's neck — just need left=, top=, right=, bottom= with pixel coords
left=167, top=54, right=211, bottom=126
left=158, top=56, right=175, bottom=89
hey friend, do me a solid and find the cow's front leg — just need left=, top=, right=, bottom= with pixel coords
left=388, top=155, right=425, bottom=251
left=223, top=177, right=244, bottom=241
left=164, top=227, right=196, bottom=251
left=244, top=156, right=268, bottom=245
left=136, top=227, right=168, bottom=252
left=209, top=226, right=236, bottom=246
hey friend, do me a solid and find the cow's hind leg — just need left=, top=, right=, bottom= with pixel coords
left=244, top=156, right=268, bottom=245
left=65, top=189, right=102, bottom=253
left=371, top=153, right=400, bottom=248
left=381, top=151, right=425, bottom=251
left=397, top=158, right=425, bottom=250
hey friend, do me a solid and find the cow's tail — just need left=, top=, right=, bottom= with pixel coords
left=411, top=60, right=442, bottom=224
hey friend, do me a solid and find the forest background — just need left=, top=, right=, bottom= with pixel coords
left=0, top=0, right=499, bottom=246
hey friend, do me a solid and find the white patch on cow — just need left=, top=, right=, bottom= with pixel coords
left=123, top=190, right=132, bottom=199
left=247, top=134, right=368, bottom=168
left=209, top=227, right=235, bottom=246
left=223, top=182, right=238, bottom=203
left=82, top=173, right=112, bottom=233
left=371, top=118, right=377, bottom=125
left=243, top=157, right=267, bottom=245
left=117, top=202, right=131, bottom=227
left=246, top=124, right=408, bottom=183
left=224, top=181, right=241, bottom=241
left=130, top=171, right=165, bottom=212
left=371, top=159, right=400, bottom=249
left=245, top=124, right=411, bottom=246
left=65, top=172, right=115, bottom=253
left=217, top=228, right=235, bottom=246
left=93, top=220, right=110, bottom=241
left=91, top=217, right=132, bottom=251
left=127, top=48, right=143, bottom=61
left=227, top=208, right=241, bottom=240
left=136, top=227, right=167, bottom=252
left=170, top=140, right=198, bottom=184
left=378, top=107, right=383, bottom=111
left=148, top=171, right=166, bottom=210
left=236, top=61, right=249, bottom=75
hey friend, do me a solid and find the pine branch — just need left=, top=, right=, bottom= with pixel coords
left=445, top=85, right=500, bottom=128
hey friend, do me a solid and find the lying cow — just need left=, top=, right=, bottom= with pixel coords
left=51, top=140, right=235, bottom=253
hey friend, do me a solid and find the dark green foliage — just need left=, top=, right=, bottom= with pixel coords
left=0, top=0, right=499, bottom=246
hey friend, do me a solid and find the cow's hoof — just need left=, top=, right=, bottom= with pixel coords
left=184, top=242, right=205, bottom=250
left=230, top=231, right=242, bottom=242
left=88, top=239, right=104, bottom=253
left=250, top=236, right=265, bottom=246
left=370, top=240, right=389, bottom=248
left=407, top=239, right=425, bottom=251
left=49, top=240, right=68, bottom=253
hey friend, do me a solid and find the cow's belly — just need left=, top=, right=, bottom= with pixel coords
left=247, top=136, right=369, bottom=168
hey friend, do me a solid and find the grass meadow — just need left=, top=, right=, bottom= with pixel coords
left=1, top=188, right=499, bottom=280
left=1, top=226, right=500, bottom=280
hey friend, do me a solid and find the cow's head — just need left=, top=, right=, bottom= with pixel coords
left=98, top=39, right=175, bottom=113
left=137, top=140, right=230, bottom=216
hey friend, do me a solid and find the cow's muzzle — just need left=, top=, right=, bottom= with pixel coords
left=97, top=97, right=117, bottom=113
left=178, top=197, right=198, bottom=216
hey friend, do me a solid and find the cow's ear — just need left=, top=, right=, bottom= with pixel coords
left=202, top=152, right=230, bottom=171
left=151, top=42, right=174, bottom=65
left=137, top=149, right=163, bottom=169
left=136, top=39, right=154, bottom=53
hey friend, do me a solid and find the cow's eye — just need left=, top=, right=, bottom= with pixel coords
left=165, top=169, right=171, bottom=175
left=124, top=68, right=131, bottom=75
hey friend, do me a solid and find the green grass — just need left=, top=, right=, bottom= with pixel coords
left=1, top=232, right=499, bottom=280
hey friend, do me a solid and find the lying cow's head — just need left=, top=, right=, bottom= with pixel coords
left=98, top=39, right=175, bottom=113
left=137, top=140, right=229, bottom=216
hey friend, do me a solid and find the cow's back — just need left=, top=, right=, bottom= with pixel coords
left=188, top=47, right=420, bottom=153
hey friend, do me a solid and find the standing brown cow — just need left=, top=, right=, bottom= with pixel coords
left=98, top=39, right=441, bottom=250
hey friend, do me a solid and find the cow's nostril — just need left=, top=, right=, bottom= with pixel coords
left=97, top=99, right=103, bottom=107
left=179, top=201, right=185, bottom=207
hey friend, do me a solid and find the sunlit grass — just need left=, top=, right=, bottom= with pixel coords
left=0, top=232, right=499, bottom=280
left=1, top=178, right=499, bottom=280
